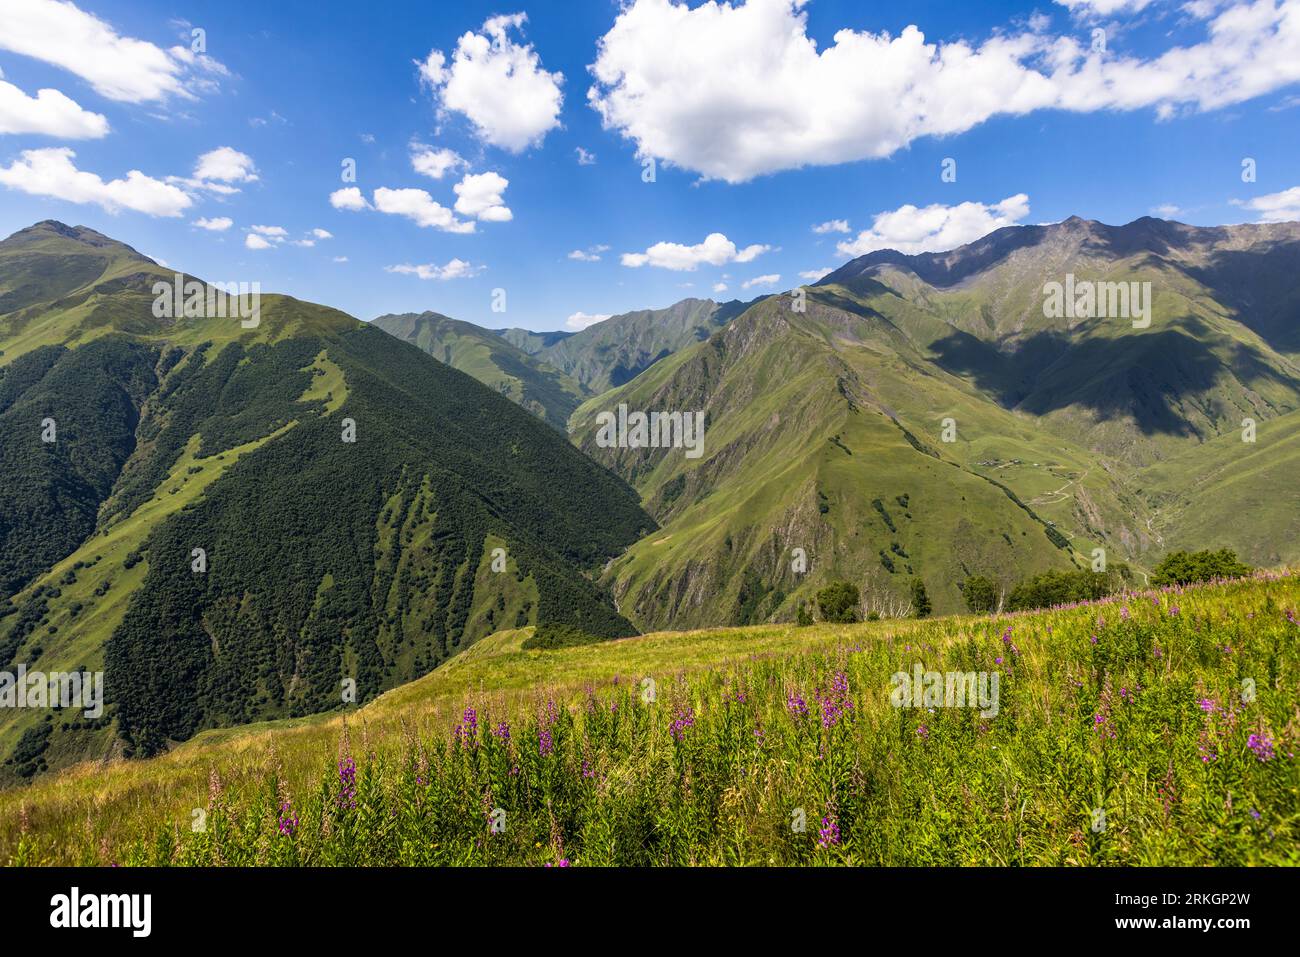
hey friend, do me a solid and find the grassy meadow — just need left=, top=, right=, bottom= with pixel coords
left=2, top=571, right=1297, bottom=866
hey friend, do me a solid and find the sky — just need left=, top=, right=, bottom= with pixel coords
left=1, top=0, right=1299, bottom=332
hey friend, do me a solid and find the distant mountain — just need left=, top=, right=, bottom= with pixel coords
left=495, top=327, right=574, bottom=354
left=0, top=221, right=651, bottom=777
left=572, top=216, right=1300, bottom=628
left=371, top=311, right=584, bottom=429
left=508, top=297, right=757, bottom=395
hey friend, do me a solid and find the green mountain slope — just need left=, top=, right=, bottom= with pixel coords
left=517, top=297, right=756, bottom=394
left=571, top=216, right=1300, bottom=629
left=371, top=311, right=584, bottom=430
left=0, top=221, right=651, bottom=777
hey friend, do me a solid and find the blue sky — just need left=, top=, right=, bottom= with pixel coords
left=1, top=0, right=1299, bottom=331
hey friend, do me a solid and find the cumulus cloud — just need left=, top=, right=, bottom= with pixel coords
left=0, top=0, right=227, bottom=103
left=1239, top=185, right=1300, bottom=221
left=311, top=228, right=333, bottom=239
left=621, top=232, right=770, bottom=270
left=0, top=71, right=108, bottom=137
left=245, top=232, right=273, bottom=250
left=569, top=244, right=610, bottom=262
left=0, top=147, right=191, bottom=216
left=836, top=194, right=1030, bottom=257
left=712, top=281, right=728, bottom=293
left=193, top=216, right=232, bottom=231
left=799, top=266, right=833, bottom=280
left=410, top=143, right=465, bottom=179
left=386, top=259, right=482, bottom=280
left=193, top=146, right=257, bottom=184
left=417, top=12, right=563, bottom=152
left=742, top=273, right=781, bottom=289
left=1056, top=0, right=1156, bottom=15
left=589, top=0, right=1300, bottom=183
left=1151, top=203, right=1185, bottom=218
left=373, top=187, right=475, bottom=232
left=566, top=311, right=611, bottom=330
left=575, top=146, right=597, bottom=165
left=330, top=186, right=370, bottom=211
left=453, top=171, right=512, bottom=221
left=812, top=219, right=850, bottom=234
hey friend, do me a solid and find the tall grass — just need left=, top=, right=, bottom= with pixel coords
left=4, top=573, right=1298, bottom=865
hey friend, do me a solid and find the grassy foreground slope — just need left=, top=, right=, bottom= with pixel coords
left=2, top=572, right=1296, bottom=865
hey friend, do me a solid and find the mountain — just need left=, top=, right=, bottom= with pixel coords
left=507, top=297, right=757, bottom=395
left=495, top=327, right=574, bottom=354
left=571, top=216, right=1300, bottom=629
left=371, top=311, right=584, bottom=430
left=0, top=221, right=652, bottom=778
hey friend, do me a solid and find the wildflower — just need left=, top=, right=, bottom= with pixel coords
left=456, top=706, right=478, bottom=748
left=994, top=656, right=1003, bottom=665
left=492, top=721, right=511, bottom=744
left=916, top=723, right=929, bottom=740
left=786, top=691, right=808, bottom=719
left=816, top=816, right=841, bottom=849
left=538, top=727, right=554, bottom=757
left=670, top=705, right=696, bottom=742
left=1247, top=732, right=1277, bottom=762
left=277, top=799, right=298, bottom=837
left=337, top=757, right=357, bottom=810
left=1120, top=606, right=1130, bottom=622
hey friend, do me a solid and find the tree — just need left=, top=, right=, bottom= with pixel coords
left=911, top=578, right=932, bottom=618
left=816, top=581, right=860, bottom=623
left=1151, top=549, right=1252, bottom=587
left=962, top=575, right=997, bottom=613
left=795, top=601, right=813, bottom=627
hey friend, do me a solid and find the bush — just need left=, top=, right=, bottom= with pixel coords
left=962, top=575, right=997, bottom=613
left=1151, top=549, right=1252, bottom=587
left=816, top=581, right=859, bottom=623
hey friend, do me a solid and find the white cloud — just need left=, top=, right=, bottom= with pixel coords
left=418, top=12, right=563, bottom=152
left=1151, top=204, right=1184, bottom=218
left=333, top=255, right=349, bottom=263
left=330, top=186, right=370, bottom=211
left=194, top=146, right=257, bottom=184
left=312, top=228, right=333, bottom=239
left=569, top=244, right=609, bottom=262
left=0, top=0, right=226, bottom=103
left=245, top=224, right=290, bottom=249
left=193, top=216, right=232, bottom=231
left=836, top=194, right=1030, bottom=257
left=565, top=311, right=611, bottom=330
left=799, top=266, right=833, bottom=280
left=621, top=232, right=770, bottom=271
left=250, top=224, right=287, bottom=237
left=576, top=146, right=597, bottom=165
left=373, top=187, right=475, bottom=233
left=245, top=233, right=272, bottom=250
left=453, top=171, right=512, bottom=221
left=589, top=0, right=1300, bottom=183
left=386, top=259, right=482, bottom=280
left=0, top=147, right=191, bottom=216
left=0, top=73, right=108, bottom=138
left=1240, top=185, right=1300, bottom=222
left=812, top=219, right=850, bottom=234
left=410, top=143, right=465, bottom=179
left=1056, top=0, right=1155, bottom=15
left=742, top=273, right=781, bottom=289
left=712, top=281, right=728, bottom=293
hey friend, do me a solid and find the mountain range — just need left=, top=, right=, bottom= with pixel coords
left=3, top=213, right=1299, bottom=779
